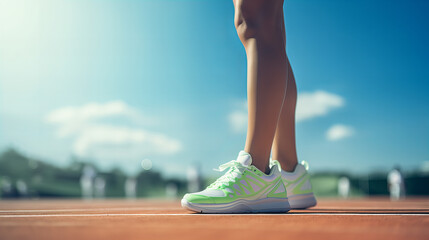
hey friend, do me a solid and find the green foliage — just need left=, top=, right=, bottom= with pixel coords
left=310, top=174, right=339, bottom=197
left=310, top=173, right=366, bottom=197
left=1, top=148, right=428, bottom=198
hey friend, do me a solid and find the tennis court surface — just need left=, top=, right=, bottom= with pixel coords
left=1, top=198, right=428, bottom=240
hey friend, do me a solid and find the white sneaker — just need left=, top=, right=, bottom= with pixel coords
left=181, top=151, right=291, bottom=213
left=270, top=160, right=317, bottom=209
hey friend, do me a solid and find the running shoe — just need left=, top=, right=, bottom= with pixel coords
left=181, top=151, right=290, bottom=213
left=270, top=160, right=317, bottom=209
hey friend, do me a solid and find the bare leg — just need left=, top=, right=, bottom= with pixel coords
left=233, top=0, right=287, bottom=173
left=271, top=10, right=298, bottom=172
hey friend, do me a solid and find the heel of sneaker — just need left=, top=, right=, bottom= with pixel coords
left=288, top=193, right=317, bottom=209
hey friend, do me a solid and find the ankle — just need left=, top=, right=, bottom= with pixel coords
left=252, top=162, right=270, bottom=175
left=272, top=154, right=298, bottom=172
left=244, top=149, right=271, bottom=174
left=282, top=162, right=298, bottom=172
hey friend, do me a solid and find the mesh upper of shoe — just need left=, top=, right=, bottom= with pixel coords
left=270, top=160, right=307, bottom=181
left=189, top=151, right=283, bottom=199
left=281, top=164, right=307, bottom=181
left=270, top=160, right=314, bottom=195
left=260, top=165, right=281, bottom=182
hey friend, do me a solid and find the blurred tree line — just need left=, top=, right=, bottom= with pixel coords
left=0, top=148, right=187, bottom=199
left=310, top=170, right=429, bottom=197
left=0, top=148, right=428, bottom=199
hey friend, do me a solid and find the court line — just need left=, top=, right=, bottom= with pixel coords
left=0, top=207, right=181, bottom=213
left=1, top=208, right=427, bottom=213
left=0, top=213, right=428, bottom=218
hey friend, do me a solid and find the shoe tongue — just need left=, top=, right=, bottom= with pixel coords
left=236, top=151, right=252, bottom=167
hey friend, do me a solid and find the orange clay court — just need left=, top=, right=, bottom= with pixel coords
left=0, top=198, right=428, bottom=240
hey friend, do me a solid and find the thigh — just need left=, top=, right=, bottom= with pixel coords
left=233, top=0, right=284, bottom=25
left=233, top=0, right=284, bottom=13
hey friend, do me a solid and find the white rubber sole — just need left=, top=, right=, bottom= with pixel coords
left=181, top=197, right=291, bottom=214
left=288, top=193, right=317, bottom=209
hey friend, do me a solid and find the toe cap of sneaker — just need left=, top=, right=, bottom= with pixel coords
left=183, top=193, right=214, bottom=204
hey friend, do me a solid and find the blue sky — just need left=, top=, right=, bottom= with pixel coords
left=0, top=0, right=428, bottom=177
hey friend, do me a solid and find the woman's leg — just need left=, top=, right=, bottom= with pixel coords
left=233, top=0, right=287, bottom=173
left=271, top=58, right=298, bottom=172
left=271, top=12, right=299, bottom=172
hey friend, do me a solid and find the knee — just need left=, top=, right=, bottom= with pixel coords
left=234, top=3, right=258, bottom=40
left=234, top=0, right=279, bottom=41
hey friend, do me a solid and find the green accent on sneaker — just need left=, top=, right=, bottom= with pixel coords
left=271, top=159, right=314, bottom=195
left=183, top=193, right=214, bottom=204
left=267, top=180, right=287, bottom=198
left=184, top=160, right=287, bottom=205
left=286, top=173, right=312, bottom=195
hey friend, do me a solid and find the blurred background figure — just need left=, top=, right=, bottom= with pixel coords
left=125, top=177, right=137, bottom=199
left=388, top=166, right=406, bottom=201
left=94, top=176, right=106, bottom=199
left=166, top=183, right=178, bottom=199
left=338, top=176, right=350, bottom=199
left=16, top=179, right=28, bottom=198
left=80, top=165, right=96, bottom=199
left=186, top=165, right=201, bottom=193
left=0, top=177, right=13, bottom=199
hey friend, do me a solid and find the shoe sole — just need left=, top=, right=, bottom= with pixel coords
left=181, top=197, right=291, bottom=214
left=288, top=193, right=317, bottom=209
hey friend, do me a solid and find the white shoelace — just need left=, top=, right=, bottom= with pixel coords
left=208, top=160, right=249, bottom=189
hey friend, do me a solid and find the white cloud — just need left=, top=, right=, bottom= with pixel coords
left=326, top=124, right=355, bottom=141
left=73, top=125, right=182, bottom=158
left=228, top=90, right=345, bottom=133
left=46, top=101, right=152, bottom=138
left=46, top=101, right=182, bottom=161
left=296, top=91, right=344, bottom=122
left=228, top=101, right=248, bottom=133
